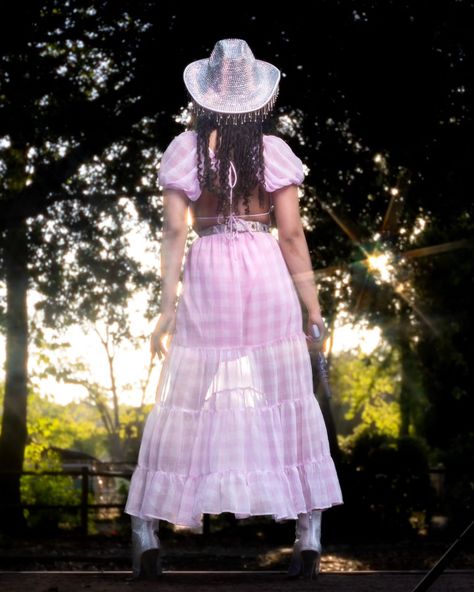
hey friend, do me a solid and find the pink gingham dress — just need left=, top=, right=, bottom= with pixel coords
left=124, top=130, right=344, bottom=527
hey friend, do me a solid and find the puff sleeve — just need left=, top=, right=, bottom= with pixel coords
left=263, top=135, right=305, bottom=193
left=157, top=131, right=200, bottom=201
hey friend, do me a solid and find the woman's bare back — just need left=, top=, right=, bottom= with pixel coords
left=190, top=129, right=272, bottom=234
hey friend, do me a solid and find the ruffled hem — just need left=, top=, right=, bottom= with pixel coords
left=124, top=456, right=344, bottom=528
left=125, top=383, right=344, bottom=527
left=125, top=308, right=344, bottom=527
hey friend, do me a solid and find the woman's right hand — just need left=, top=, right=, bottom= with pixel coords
left=305, top=309, right=327, bottom=354
left=150, top=309, right=177, bottom=361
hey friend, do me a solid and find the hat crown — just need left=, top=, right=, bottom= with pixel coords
left=208, top=39, right=258, bottom=94
left=209, top=38, right=255, bottom=67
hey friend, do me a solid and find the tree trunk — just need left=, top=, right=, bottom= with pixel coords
left=0, top=218, right=29, bottom=534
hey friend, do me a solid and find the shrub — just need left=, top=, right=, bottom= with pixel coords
left=20, top=443, right=82, bottom=533
left=339, top=427, right=436, bottom=540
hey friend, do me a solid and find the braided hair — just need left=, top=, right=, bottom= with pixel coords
left=186, top=105, right=279, bottom=217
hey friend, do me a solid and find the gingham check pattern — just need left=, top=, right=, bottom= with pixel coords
left=125, top=231, right=344, bottom=527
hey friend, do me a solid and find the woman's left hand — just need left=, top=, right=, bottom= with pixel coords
left=305, top=311, right=327, bottom=355
left=150, top=309, right=177, bottom=361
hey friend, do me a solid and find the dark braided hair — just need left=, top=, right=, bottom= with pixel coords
left=187, top=108, right=279, bottom=217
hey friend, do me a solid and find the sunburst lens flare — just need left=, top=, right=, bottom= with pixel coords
left=367, top=251, right=395, bottom=283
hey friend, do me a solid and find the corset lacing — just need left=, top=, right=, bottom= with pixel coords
left=193, top=161, right=272, bottom=248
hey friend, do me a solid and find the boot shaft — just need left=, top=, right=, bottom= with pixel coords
left=296, top=509, right=322, bottom=552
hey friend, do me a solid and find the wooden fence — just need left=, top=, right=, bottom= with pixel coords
left=0, top=468, right=213, bottom=535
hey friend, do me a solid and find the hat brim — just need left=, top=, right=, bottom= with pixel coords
left=183, top=58, right=281, bottom=114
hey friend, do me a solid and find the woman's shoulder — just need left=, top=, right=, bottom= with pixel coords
left=262, top=133, right=282, bottom=141
left=262, top=134, right=305, bottom=190
left=262, top=134, right=303, bottom=165
left=179, top=129, right=197, bottom=139
left=262, top=133, right=295, bottom=148
left=160, top=130, right=197, bottom=165
left=158, top=130, right=200, bottom=201
left=262, top=134, right=304, bottom=161
left=165, top=129, right=197, bottom=150
left=166, top=130, right=300, bottom=165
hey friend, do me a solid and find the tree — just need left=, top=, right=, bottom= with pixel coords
left=29, top=316, right=156, bottom=461
left=0, top=1, right=179, bottom=533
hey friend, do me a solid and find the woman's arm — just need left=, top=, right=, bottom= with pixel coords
left=150, top=189, right=188, bottom=360
left=158, top=189, right=189, bottom=314
left=272, top=185, right=326, bottom=349
left=272, top=185, right=321, bottom=316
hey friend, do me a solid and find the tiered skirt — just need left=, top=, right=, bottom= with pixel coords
left=125, top=228, right=343, bottom=527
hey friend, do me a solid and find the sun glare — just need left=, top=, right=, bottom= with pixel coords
left=367, top=251, right=395, bottom=283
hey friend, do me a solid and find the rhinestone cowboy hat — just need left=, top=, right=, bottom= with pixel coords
left=183, top=38, right=281, bottom=125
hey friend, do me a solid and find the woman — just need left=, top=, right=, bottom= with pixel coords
left=124, top=38, right=343, bottom=581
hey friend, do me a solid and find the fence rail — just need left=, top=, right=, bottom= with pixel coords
left=0, top=468, right=214, bottom=535
left=2, top=466, right=447, bottom=536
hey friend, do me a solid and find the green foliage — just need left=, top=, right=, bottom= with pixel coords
left=435, top=431, right=474, bottom=533
left=339, top=427, right=436, bottom=539
left=20, top=443, right=81, bottom=532
left=11, top=383, right=152, bottom=533
left=24, top=387, right=151, bottom=463
left=119, top=403, right=153, bottom=462
left=331, top=344, right=402, bottom=439
left=28, top=317, right=158, bottom=461
left=27, top=389, right=107, bottom=457
left=413, top=223, right=474, bottom=447
left=19, top=388, right=146, bottom=533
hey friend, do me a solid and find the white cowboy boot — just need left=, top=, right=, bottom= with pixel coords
left=286, top=509, right=322, bottom=580
left=286, top=515, right=303, bottom=577
left=130, top=516, right=163, bottom=580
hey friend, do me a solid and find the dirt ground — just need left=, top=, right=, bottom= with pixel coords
left=1, top=535, right=474, bottom=572
left=1, top=570, right=474, bottom=592
left=2, top=526, right=474, bottom=591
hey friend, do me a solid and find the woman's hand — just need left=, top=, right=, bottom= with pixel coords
left=150, top=309, right=177, bottom=361
left=305, top=309, right=327, bottom=354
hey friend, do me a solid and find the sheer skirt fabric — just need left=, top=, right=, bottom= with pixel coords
left=125, top=231, right=344, bottom=527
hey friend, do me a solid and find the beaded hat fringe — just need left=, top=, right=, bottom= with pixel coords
left=188, top=87, right=279, bottom=126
